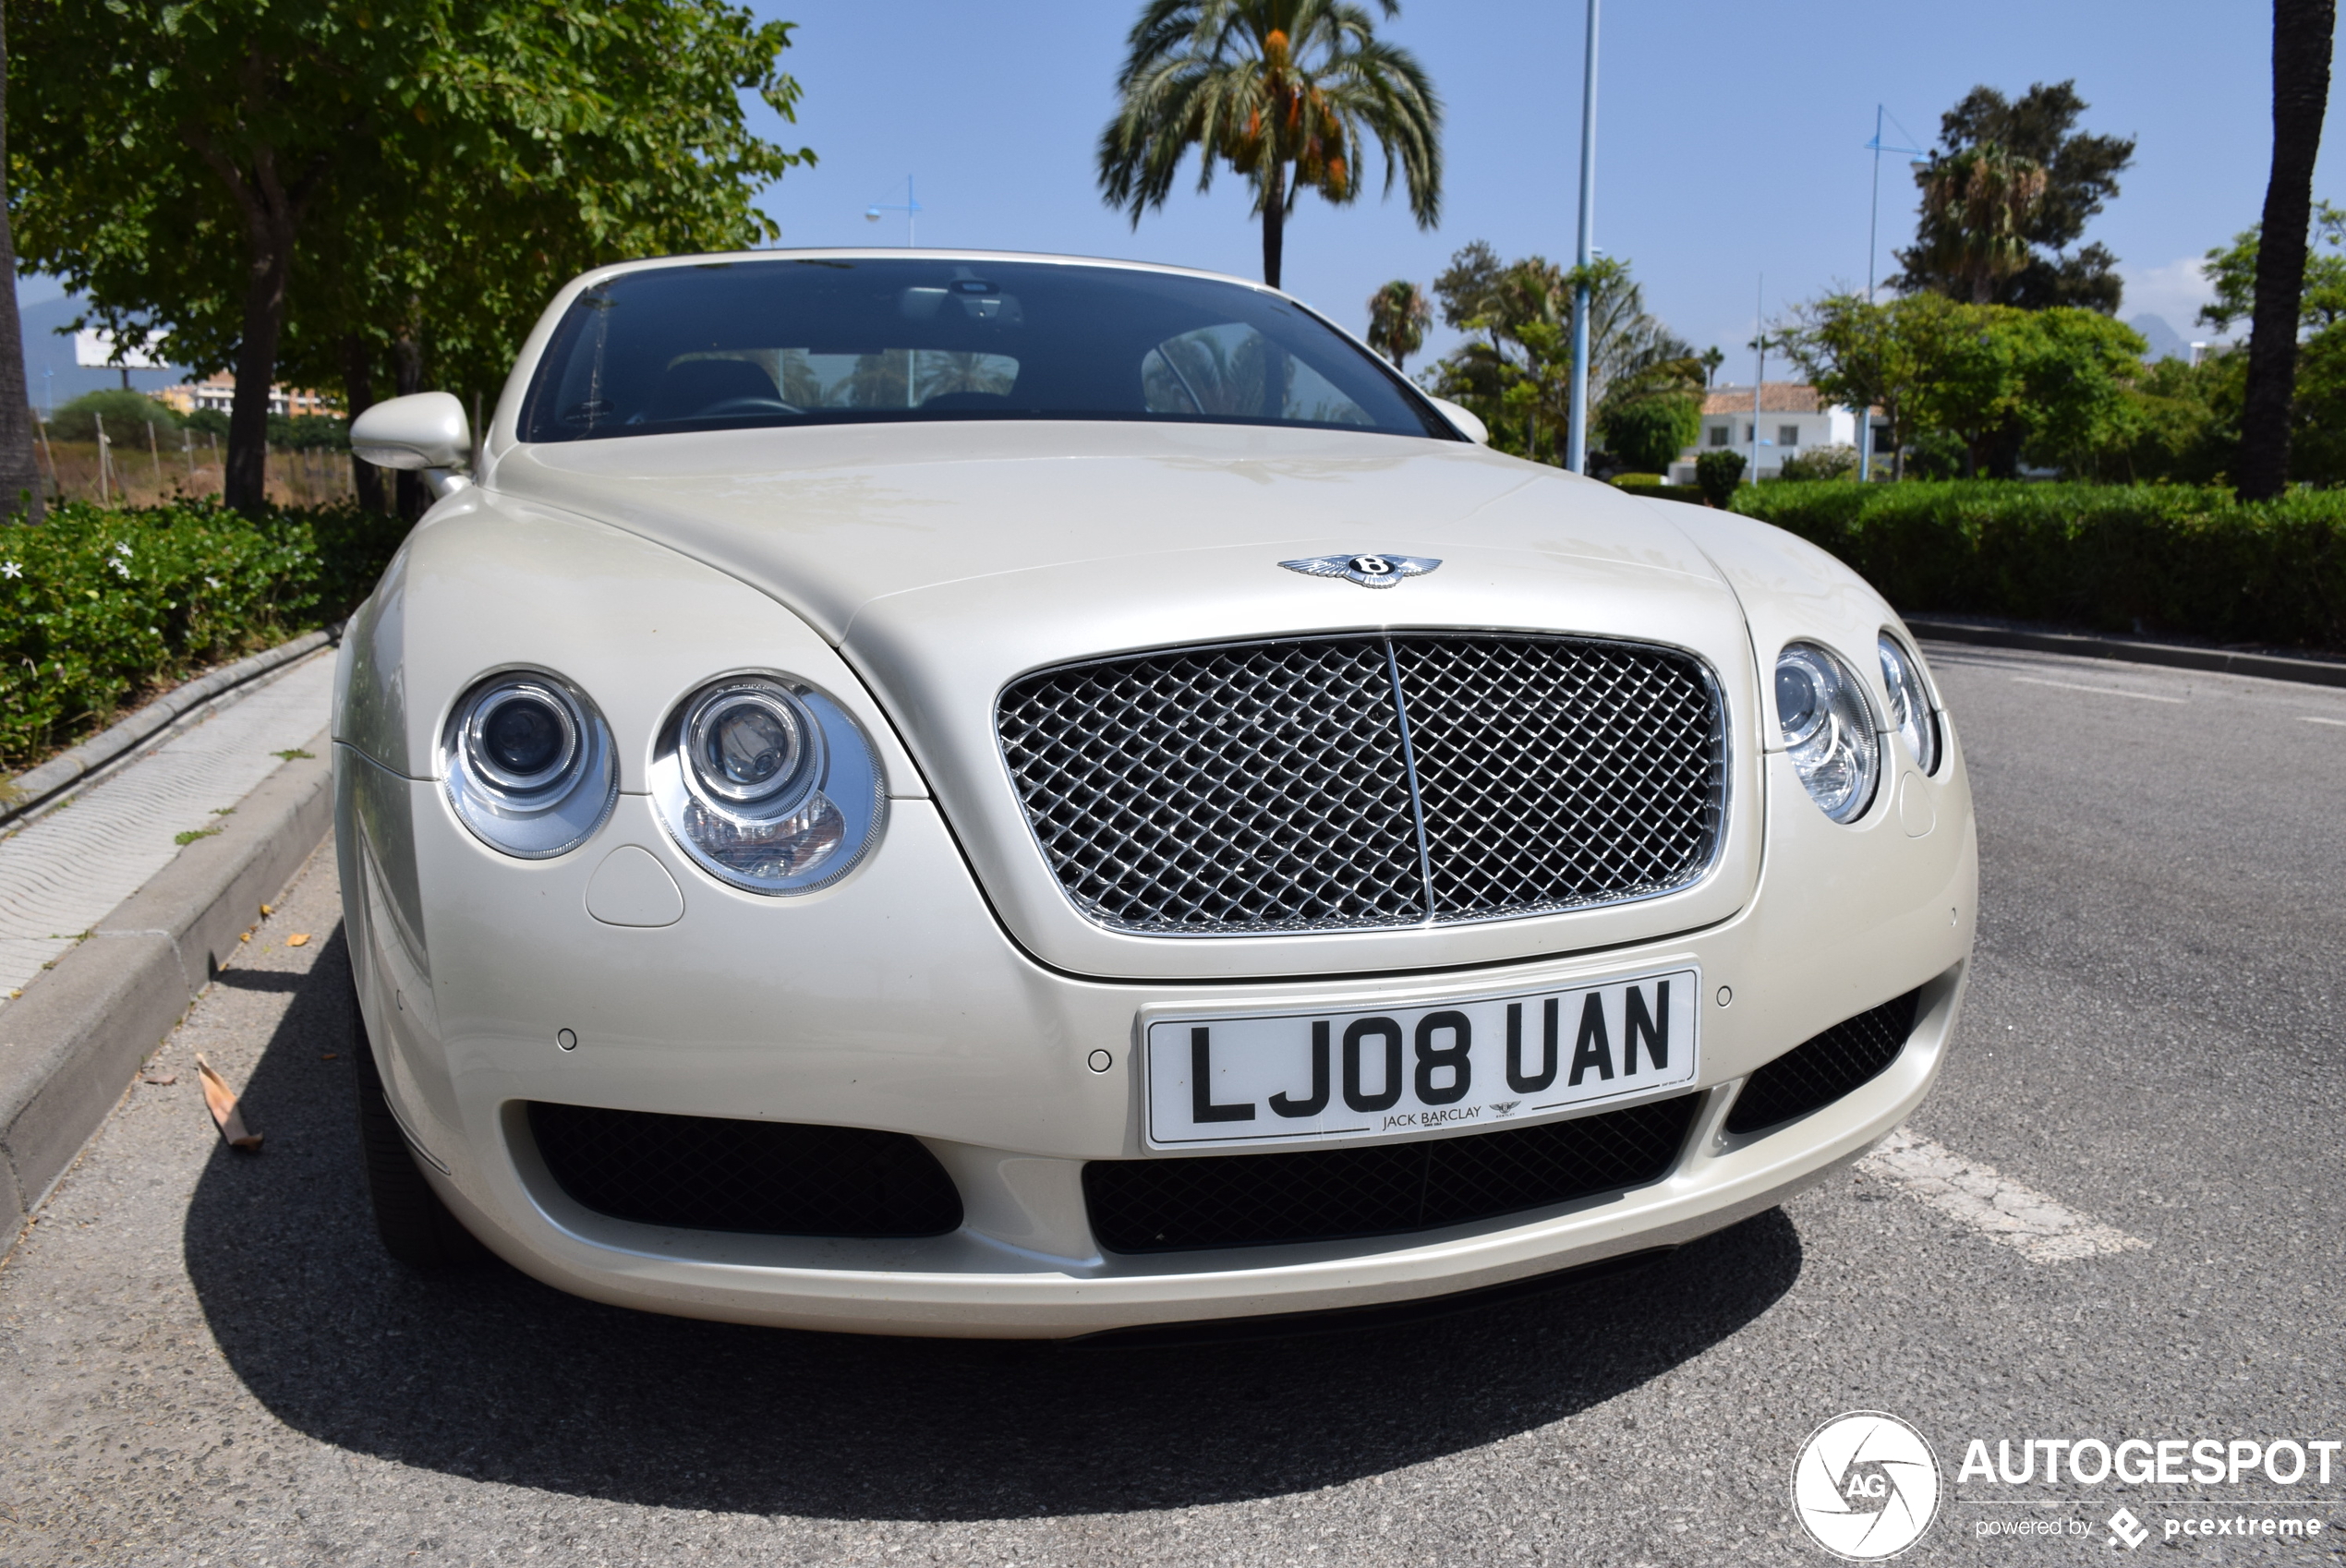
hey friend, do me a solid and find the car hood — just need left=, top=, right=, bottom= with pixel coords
left=494, top=420, right=1767, bottom=980
left=495, top=420, right=1731, bottom=641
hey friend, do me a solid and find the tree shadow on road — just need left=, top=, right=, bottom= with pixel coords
left=186, top=924, right=1805, bottom=1521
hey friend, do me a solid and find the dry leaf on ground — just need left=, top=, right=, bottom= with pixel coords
left=285, top=934, right=309, bottom=947
left=193, top=1055, right=261, bottom=1151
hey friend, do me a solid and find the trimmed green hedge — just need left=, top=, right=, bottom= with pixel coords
left=0, top=501, right=408, bottom=770
left=1611, top=477, right=1710, bottom=508
left=1730, top=481, right=2346, bottom=651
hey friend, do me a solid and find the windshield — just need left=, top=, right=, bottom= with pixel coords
left=519, top=257, right=1453, bottom=443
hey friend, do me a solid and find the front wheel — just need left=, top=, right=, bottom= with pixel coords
left=351, top=990, right=487, bottom=1269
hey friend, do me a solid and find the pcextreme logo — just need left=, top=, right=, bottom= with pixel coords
left=1792, top=1412, right=1943, bottom=1560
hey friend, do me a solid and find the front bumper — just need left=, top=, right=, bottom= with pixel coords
left=338, top=745, right=1977, bottom=1339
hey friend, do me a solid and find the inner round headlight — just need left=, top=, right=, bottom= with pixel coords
left=1775, top=642, right=1880, bottom=823
left=653, top=674, right=885, bottom=895
left=443, top=671, right=617, bottom=858
left=683, top=683, right=812, bottom=805
left=1877, top=633, right=1941, bottom=775
left=469, top=684, right=578, bottom=790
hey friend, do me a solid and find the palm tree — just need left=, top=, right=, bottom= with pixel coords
left=1910, top=143, right=2049, bottom=304
left=1098, top=0, right=1442, bottom=290
left=1364, top=279, right=1430, bottom=369
left=2239, top=0, right=2338, bottom=499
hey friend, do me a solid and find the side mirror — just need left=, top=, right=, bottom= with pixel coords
left=1426, top=396, right=1489, bottom=445
left=351, top=392, right=473, bottom=495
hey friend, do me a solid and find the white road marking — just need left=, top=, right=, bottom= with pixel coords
left=1857, top=1127, right=2149, bottom=1263
left=2300, top=716, right=2346, bottom=728
left=2010, top=675, right=2185, bottom=705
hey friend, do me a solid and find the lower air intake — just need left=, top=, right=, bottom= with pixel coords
left=526, top=1103, right=963, bottom=1237
left=1723, top=989, right=1923, bottom=1135
left=1083, top=1094, right=1698, bottom=1254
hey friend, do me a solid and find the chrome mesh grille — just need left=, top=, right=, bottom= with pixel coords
left=1395, top=638, right=1723, bottom=921
left=997, top=633, right=1724, bottom=935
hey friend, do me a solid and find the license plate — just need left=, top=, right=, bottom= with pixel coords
left=1144, top=967, right=1699, bottom=1149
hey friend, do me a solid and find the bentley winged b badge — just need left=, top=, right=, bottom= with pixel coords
left=1279, top=552, right=1443, bottom=589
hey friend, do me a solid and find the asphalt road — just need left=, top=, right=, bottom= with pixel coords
left=3, top=641, right=2342, bottom=1567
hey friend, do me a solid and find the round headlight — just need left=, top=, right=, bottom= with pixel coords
left=1877, top=633, right=1941, bottom=775
left=652, top=675, right=885, bottom=895
left=683, top=682, right=814, bottom=805
left=443, top=672, right=618, bottom=858
left=1775, top=643, right=1880, bottom=823
left=469, top=683, right=578, bottom=790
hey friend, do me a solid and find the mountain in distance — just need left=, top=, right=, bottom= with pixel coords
left=2128, top=313, right=2193, bottom=364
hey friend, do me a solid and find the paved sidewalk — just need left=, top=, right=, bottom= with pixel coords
left=0, top=651, right=337, bottom=1009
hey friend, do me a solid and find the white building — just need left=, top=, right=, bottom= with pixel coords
left=1666, top=383, right=1886, bottom=482
left=153, top=372, right=332, bottom=419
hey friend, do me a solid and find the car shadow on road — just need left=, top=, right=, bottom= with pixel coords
left=185, top=923, right=1805, bottom=1521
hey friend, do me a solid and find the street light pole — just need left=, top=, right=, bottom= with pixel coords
left=1859, top=105, right=1883, bottom=483
left=864, top=176, right=923, bottom=247
left=1750, top=274, right=1765, bottom=485
left=1858, top=110, right=1928, bottom=482
left=1565, top=0, right=1599, bottom=475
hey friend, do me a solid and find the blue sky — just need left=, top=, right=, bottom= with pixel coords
left=20, top=1, right=2338, bottom=388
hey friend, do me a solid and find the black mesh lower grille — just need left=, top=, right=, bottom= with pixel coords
left=1084, top=1094, right=1699, bottom=1254
left=1724, top=990, right=1922, bottom=1135
left=527, top=1103, right=962, bottom=1237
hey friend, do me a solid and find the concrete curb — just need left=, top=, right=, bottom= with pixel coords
left=1905, top=618, right=2346, bottom=689
left=0, top=729, right=333, bottom=1241
left=0, top=628, right=339, bottom=832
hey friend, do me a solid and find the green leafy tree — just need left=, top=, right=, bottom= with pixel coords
left=1423, top=247, right=1695, bottom=465
left=2199, top=202, right=2346, bottom=335
left=1432, top=238, right=1505, bottom=336
left=0, top=5, right=40, bottom=519
left=2010, top=308, right=2149, bottom=472
left=1776, top=295, right=1926, bottom=477
left=2200, top=203, right=2346, bottom=488
left=1891, top=80, right=2135, bottom=311
left=2068, top=352, right=2241, bottom=486
left=1780, top=293, right=2011, bottom=478
left=1597, top=393, right=1700, bottom=474
left=1895, top=300, right=2028, bottom=475
left=1097, top=0, right=1442, bottom=289
left=1364, top=278, right=1430, bottom=370
left=15, top=0, right=812, bottom=513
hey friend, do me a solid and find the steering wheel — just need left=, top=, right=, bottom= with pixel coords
left=698, top=396, right=804, bottom=416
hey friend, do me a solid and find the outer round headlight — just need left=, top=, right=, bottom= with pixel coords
left=651, top=675, right=886, bottom=895
left=442, top=671, right=619, bottom=858
left=1775, top=642, right=1880, bottom=823
left=1877, top=633, right=1941, bottom=775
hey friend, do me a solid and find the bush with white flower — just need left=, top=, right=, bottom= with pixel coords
left=0, top=499, right=407, bottom=768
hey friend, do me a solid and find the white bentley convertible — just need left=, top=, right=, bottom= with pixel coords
left=335, top=250, right=1976, bottom=1337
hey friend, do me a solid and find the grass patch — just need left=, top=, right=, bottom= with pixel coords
left=173, top=825, right=224, bottom=846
